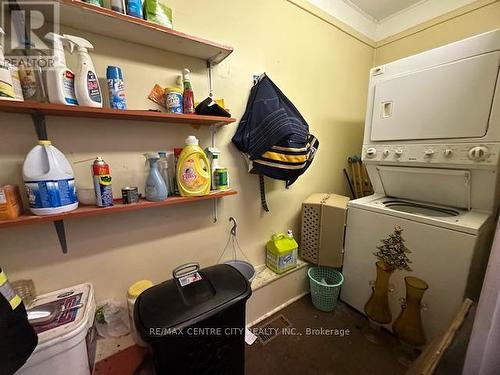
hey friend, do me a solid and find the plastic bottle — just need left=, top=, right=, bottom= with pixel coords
left=158, top=151, right=171, bottom=195
left=126, top=0, right=144, bottom=18
left=182, top=68, right=195, bottom=114
left=106, top=66, right=126, bottom=109
left=22, top=140, right=78, bottom=215
left=44, top=32, right=78, bottom=105
left=0, top=27, right=16, bottom=101
left=210, top=150, right=220, bottom=190
left=17, top=45, right=48, bottom=102
left=176, top=136, right=211, bottom=197
left=145, top=153, right=168, bottom=201
left=173, top=147, right=182, bottom=195
left=127, top=280, right=153, bottom=346
left=111, top=0, right=125, bottom=13
left=8, top=64, right=24, bottom=101
left=64, top=34, right=103, bottom=108
left=266, top=230, right=298, bottom=274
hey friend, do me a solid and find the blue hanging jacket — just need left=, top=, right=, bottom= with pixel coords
left=232, top=74, right=319, bottom=211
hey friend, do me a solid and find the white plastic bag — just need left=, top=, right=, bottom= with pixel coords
left=95, top=299, right=130, bottom=338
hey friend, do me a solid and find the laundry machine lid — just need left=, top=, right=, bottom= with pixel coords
left=376, top=166, right=470, bottom=210
left=348, top=194, right=491, bottom=234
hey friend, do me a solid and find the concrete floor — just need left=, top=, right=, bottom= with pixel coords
left=95, top=296, right=407, bottom=375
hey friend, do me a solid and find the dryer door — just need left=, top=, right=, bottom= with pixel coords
left=370, top=52, right=500, bottom=141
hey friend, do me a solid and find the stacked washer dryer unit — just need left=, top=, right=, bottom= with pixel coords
left=341, top=29, right=500, bottom=342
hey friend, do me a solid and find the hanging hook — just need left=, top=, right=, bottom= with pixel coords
left=229, top=217, right=237, bottom=236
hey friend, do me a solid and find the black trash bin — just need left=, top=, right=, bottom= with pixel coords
left=135, top=263, right=252, bottom=375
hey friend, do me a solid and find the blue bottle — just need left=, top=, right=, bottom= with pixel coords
left=126, top=0, right=143, bottom=18
left=106, top=66, right=127, bottom=110
left=145, top=153, right=168, bottom=201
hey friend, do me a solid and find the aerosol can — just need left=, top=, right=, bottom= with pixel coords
left=92, top=157, right=113, bottom=207
left=64, top=34, right=103, bottom=108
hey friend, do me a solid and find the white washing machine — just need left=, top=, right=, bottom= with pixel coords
left=343, top=195, right=494, bottom=340
left=341, top=29, right=500, bottom=342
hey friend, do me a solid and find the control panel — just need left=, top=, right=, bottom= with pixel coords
left=362, top=143, right=500, bottom=166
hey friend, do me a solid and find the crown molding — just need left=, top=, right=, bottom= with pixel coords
left=295, top=0, right=491, bottom=43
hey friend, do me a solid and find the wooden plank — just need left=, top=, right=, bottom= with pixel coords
left=0, top=101, right=236, bottom=126
left=0, top=190, right=237, bottom=229
left=57, top=0, right=233, bottom=64
left=406, top=298, right=473, bottom=375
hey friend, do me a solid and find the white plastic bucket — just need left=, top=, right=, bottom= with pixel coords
left=17, top=283, right=96, bottom=375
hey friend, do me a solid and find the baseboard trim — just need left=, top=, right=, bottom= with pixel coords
left=246, top=291, right=310, bottom=328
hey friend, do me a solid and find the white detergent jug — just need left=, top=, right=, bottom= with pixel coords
left=23, top=140, right=78, bottom=215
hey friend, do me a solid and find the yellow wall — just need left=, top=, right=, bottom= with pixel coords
left=374, top=0, right=500, bottom=65
left=0, top=0, right=373, bottom=300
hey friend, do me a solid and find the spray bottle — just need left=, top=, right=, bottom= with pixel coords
left=44, top=32, right=78, bottom=105
left=63, top=34, right=103, bottom=108
left=0, top=27, right=16, bottom=100
left=144, top=153, right=168, bottom=202
left=182, top=68, right=195, bottom=114
left=158, top=151, right=173, bottom=195
left=205, top=146, right=221, bottom=190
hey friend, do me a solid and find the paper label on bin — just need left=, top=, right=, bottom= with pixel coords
left=179, top=272, right=202, bottom=287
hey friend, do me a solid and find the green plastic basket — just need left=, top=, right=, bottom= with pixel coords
left=308, top=267, right=344, bottom=312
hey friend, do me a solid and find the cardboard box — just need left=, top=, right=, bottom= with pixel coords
left=300, top=193, right=349, bottom=267
left=0, top=185, right=24, bottom=220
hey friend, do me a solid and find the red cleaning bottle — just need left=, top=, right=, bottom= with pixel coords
left=182, top=68, right=195, bottom=114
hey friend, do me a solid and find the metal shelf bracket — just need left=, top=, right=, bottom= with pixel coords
left=31, top=111, right=48, bottom=140
left=53, top=220, right=68, bottom=254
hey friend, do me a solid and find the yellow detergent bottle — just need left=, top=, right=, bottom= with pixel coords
left=177, top=136, right=211, bottom=196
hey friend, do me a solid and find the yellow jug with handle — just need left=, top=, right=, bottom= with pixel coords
left=177, top=136, right=211, bottom=197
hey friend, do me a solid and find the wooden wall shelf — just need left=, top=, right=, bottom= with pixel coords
left=0, top=101, right=236, bottom=127
left=0, top=190, right=237, bottom=230
left=55, top=0, right=233, bottom=64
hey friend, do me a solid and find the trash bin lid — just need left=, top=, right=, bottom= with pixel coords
left=135, top=264, right=251, bottom=337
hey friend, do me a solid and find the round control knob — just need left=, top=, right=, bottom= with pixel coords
left=382, top=149, right=390, bottom=157
left=394, top=149, right=403, bottom=158
left=424, top=149, right=434, bottom=157
left=366, top=147, right=377, bottom=158
left=444, top=149, right=453, bottom=157
left=468, top=146, right=489, bottom=161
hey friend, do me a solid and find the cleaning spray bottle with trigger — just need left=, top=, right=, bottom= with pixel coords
left=63, top=34, right=103, bottom=108
left=45, top=32, right=78, bottom=105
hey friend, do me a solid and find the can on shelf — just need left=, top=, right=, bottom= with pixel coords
left=214, top=168, right=229, bottom=190
left=92, top=157, right=113, bottom=207
left=121, top=187, right=139, bottom=204
left=106, top=66, right=127, bottom=110
left=164, top=87, right=183, bottom=113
